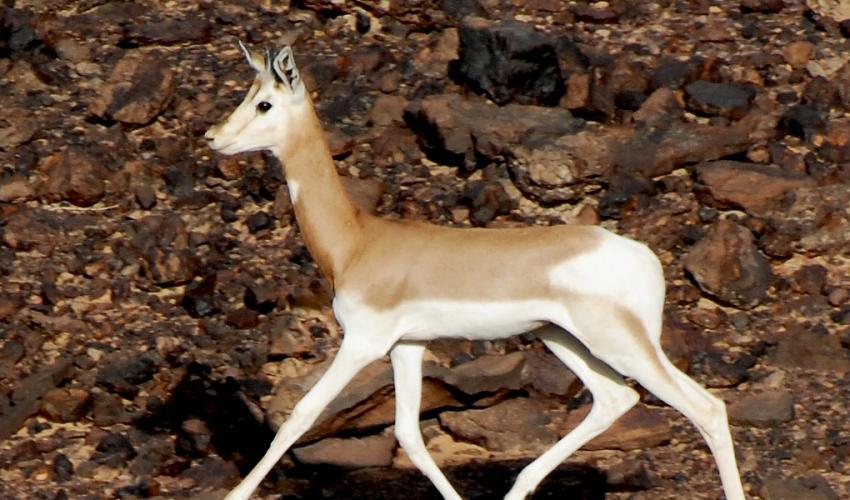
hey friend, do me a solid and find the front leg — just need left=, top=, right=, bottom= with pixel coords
left=391, top=342, right=463, bottom=500
left=225, top=339, right=389, bottom=500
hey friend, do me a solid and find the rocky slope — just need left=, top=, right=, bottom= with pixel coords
left=1, top=0, right=850, bottom=499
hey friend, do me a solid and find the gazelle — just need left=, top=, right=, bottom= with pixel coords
left=205, top=43, right=746, bottom=500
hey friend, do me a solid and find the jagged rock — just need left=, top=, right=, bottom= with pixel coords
left=684, top=80, right=756, bottom=119
left=780, top=104, right=826, bottom=140
left=740, top=0, right=786, bottom=13
left=0, top=358, right=72, bottom=441
left=96, top=354, right=157, bottom=399
left=293, top=434, right=396, bottom=467
left=728, top=390, right=795, bottom=427
left=130, top=214, right=198, bottom=286
left=769, top=329, right=850, bottom=372
left=632, top=87, right=682, bottom=126
left=452, top=17, right=565, bottom=106
left=683, top=219, right=773, bottom=309
left=89, top=50, right=175, bottom=125
left=793, top=265, right=828, bottom=295
left=181, top=274, right=219, bottom=318
left=695, top=160, right=815, bottom=213
left=93, top=433, right=137, bottom=466
left=426, top=351, right=526, bottom=396
left=0, top=175, right=35, bottom=203
left=405, top=93, right=582, bottom=171
left=439, top=397, right=559, bottom=453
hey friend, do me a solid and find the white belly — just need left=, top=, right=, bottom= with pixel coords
left=334, top=294, right=555, bottom=342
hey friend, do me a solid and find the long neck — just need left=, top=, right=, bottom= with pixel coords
left=274, top=103, right=363, bottom=287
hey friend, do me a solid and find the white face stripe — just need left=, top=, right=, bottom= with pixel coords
left=287, top=179, right=300, bottom=203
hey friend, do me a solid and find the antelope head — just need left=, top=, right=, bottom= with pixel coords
left=205, top=42, right=306, bottom=156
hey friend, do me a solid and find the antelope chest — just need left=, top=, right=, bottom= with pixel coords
left=333, top=293, right=553, bottom=342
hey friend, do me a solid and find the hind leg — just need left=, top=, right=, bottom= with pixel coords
left=568, top=307, right=745, bottom=500
left=504, top=325, right=639, bottom=500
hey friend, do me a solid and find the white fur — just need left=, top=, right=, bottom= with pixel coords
left=287, top=180, right=300, bottom=203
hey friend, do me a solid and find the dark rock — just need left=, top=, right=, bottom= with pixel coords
left=181, top=273, right=219, bottom=318
left=131, top=214, right=198, bottom=286
left=740, top=0, right=785, bottom=13
left=225, top=308, right=260, bottom=329
left=780, top=104, right=826, bottom=141
left=460, top=179, right=515, bottom=226
left=695, top=160, right=815, bottom=213
left=683, top=219, right=774, bottom=309
left=728, top=390, right=794, bottom=427
left=650, top=58, right=699, bottom=90
left=426, top=351, right=527, bottom=396
left=40, top=388, right=92, bottom=423
left=802, top=76, right=841, bottom=109
left=178, top=457, right=240, bottom=490
left=243, top=281, right=279, bottom=314
left=94, top=433, right=137, bottom=466
left=53, top=453, right=74, bottom=482
left=121, top=15, right=212, bottom=47
left=764, top=185, right=850, bottom=254
left=0, top=107, right=37, bottom=150
left=1, top=7, right=40, bottom=53
left=684, top=80, right=756, bottom=120
left=134, top=184, right=157, bottom=210
left=96, top=355, right=157, bottom=399
left=91, top=390, right=139, bottom=426
left=245, top=211, right=273, bottom=233
left=769, top=330, right=850, bottom=372
left=89, top=50, right=175, bottom=126
left=598, top=171, right=654, bottom=220
left=176, top=418, right=213, bottom=457
left=452, top=17, right=565, bottom=106
left=293, top=434, right=396, bottom=468
left=793, top=265, right=828, bottom=295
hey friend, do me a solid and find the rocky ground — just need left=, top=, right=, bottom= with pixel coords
left=2, top=0, right=850, bottom=499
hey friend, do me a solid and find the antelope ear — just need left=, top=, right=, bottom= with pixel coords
left=238, top=40, right=266, bottom=73
left=272, top=46, right=304, bottom=98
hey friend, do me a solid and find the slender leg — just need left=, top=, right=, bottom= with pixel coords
left=390, top=342, right=463, bottom=500
left=225, top=340, right=388, bottom=500
left=504, top=326, right=640, bottom=500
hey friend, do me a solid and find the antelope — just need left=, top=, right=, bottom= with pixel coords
left=204, top=43, right=746, bottom=500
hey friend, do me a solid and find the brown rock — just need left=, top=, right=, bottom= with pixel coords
left=769, top=330, right=850, bottom=372
left=783, top=41, right=815, bottom=69
left=0, top=358, right=72, bottom=441
left=760, top=473, right=839, bottom=500
left=558, top=404, right=672, bottom=451
left=425, top=351, right=527, bottom=396
left=0, top=176, right=35, bottom=203
left=696, top=160, right=815, bottom=213
left=439, top=397, right=558, bottom=453
left=519, top=348, right=580, bottom=397
left=40, top=388, right=92, bottom=422
left=40, top=147, right=106, bottom=207
left=683, top=219, right=773, bottom=309
left=90, top=50, right=175, bottom=125
left=0, top=108, right=37, bottom=150
left=340, top=175, right=384, bottom=214
left=740, top=0, right=786, bottom=13
left=369, top=94, right=408, bottom=127
left=121, top=15, right=211, bottom=46
left=765, top=185, right=850, bottom=254
left=293, top=434, right=396, bottom=468
left=632, top=87, right=681, bottom=126
left=728, top=390, right=795, bottom=427
left=405, top=93, right=582, bottom=172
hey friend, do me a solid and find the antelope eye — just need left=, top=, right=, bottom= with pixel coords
left=257, top=101, right=272, bottom=113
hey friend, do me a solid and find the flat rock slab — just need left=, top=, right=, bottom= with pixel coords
left=728, top=390, right=795, bottom=427
left=696, top=160, right=815, bottom=214
left=293, top=434, right=397, bottom=468
left=557, top=404, right=672, bottom=451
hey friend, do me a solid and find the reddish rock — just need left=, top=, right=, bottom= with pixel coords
left=40, top=387, right=92, bottom=423
left=40, top=148, right=106, bottom=207
left=696, top=160, right=815, bottom=213
left=683, top=219, right=773, bottom=309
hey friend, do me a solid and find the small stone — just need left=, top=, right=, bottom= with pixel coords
left=293, top=434, right=396, bottom=468
left=740, top=0, right=785, bottom=13
left=783, top=41, right=815, bottom=69
left=96, top=355, right=157, bottom=399
left=570, top=4, right=620, bottom=23
left=780, top=104, right=826, bottom=140
left=134, top=184, right=157, bottom=210
left=225, top=308, right=260, bottom=329
left=828, top=288, right=848, bottom=306
left=760, top=474, right=839, bottom=500
left=40, top=388, right=92, bottom=423
left=684, top=80, right=756, bottom=120
left=793, top=265, right=828, bottom=295
left=94, top=433, right=137, bottom=466
left=176, top=418, right=213, bottom=457
left=0, top=176, right=35, bottom=202
left=728, top=390, right=794, bottom=427
left=369, top=94, right=408, bottom=127
left=53, top=453, right=74, bottom=482
left=181, top=274, right=219, bottom=318
left=246, top=211, right=273, bottom=233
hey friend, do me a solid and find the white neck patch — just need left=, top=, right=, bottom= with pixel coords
left=288, top=180, right=300, bottom=203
